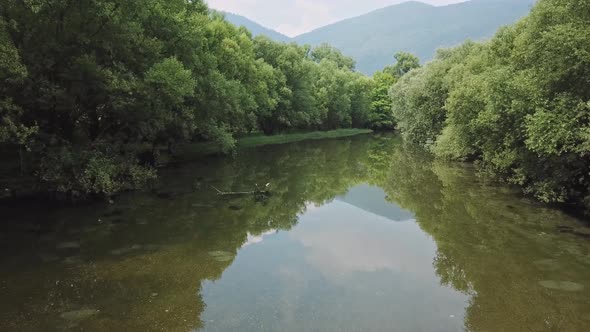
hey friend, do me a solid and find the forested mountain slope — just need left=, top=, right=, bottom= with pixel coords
left=295, top=0, right=536, bottom=74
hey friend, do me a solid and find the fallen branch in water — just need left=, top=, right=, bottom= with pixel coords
left=211, top=183, right=270, bottom=196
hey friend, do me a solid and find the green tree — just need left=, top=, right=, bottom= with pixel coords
left=310, top=43, right=356, bottom=71
left=385, top=51, right=420, bottom=78
left=0, top=0, right=375, bottom=198
left=389, top=0, right=590, bottom=211
left=368, top=71, right=396, bottom=130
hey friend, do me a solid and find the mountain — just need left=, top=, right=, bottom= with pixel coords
left=294, top=0, right=536, bottom=74
left=223, top=12, right=291, bottom=43
left=337, top=184, right=415, bottom=222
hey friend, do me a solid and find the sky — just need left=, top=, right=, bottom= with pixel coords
left=206, top=0, right=467, bottom=37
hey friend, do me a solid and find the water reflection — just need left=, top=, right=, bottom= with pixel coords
left=292, top=202, right=430, bottom=277
left=383, top=145, right=590, bottom=331
left=0, top=134, right=588, bottom=331
left=337, top=184, right=414, bottom=222
left=201, top=199, right=468, bottom=332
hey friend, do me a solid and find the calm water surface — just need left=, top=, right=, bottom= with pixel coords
left=1, top=135, right=589, bottom=331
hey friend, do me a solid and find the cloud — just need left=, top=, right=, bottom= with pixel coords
left=275, top=0, right=334, bottom=37
left=206, top=0, right=466, bottom=37
left=290, top=201, right=436, bottom=279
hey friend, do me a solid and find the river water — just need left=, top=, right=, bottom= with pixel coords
left=0, top=134, right=589, bottom=331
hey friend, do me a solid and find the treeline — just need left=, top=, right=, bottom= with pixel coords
left=390, top=0, right=590, bottom=210
left=0, top=0, right=403, bottom=197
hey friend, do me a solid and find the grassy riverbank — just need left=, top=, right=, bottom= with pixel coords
left=174, top=129, right=373, bottom=161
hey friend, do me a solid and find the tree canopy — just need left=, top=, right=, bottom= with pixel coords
left=390, top=0, right=590, bottom=211
left=0, top=0, right=392, bottom=198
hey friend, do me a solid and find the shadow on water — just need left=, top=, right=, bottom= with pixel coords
left=0, top=134, right=588, bottom=331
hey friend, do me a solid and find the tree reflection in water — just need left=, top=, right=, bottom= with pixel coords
left=0, top=134, right=588, bottom=331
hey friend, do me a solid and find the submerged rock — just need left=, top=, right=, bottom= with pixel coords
left=228, top=205, right=243, bottom=211
left=156, top=191, right=183, bottom=200
left=39, top=253, right=60, bottom=263
left=60, top=309, right=99, bottom=321
left=143, top=244, right=162, bottom=251
left=110, top=218, right=126, bottom=224
left=533, top=259, right=560, bottom=271
left=56, top=242, right=80, bottom=250
left=110, top=248, right=132, bottom=256
left=539, top=280, right=584, bottom=292
left=24, top=224, right=52, bottom=235
left=110, top=245, right=142, bottom=256
left=63, top=256, right=84, bottom=265
left=192, top=203, right=213, bottom=208
left=104, top=209, right=124, bottom=218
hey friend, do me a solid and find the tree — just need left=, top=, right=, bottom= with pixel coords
left=310, top=43, right=356, bottom=71
left=385, top=51, right=420, bottom=79
left=0, top=0, right=374, bottom=198
left=368, top=71, right=396, bottom=130
left=389, top=0, right=590, bottom=211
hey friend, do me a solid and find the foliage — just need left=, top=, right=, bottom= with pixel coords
left=389, top=0, right=590, bottom=210
left=369, top=71, right=396, bottom=130
left=310, top=43, right=356, bottom=71
left=39, top=147, right=156, bottom=197
left=385, top=52, right=420, bottom=79
left=0, top=18, right=37, bottom=147
left=0, top=0, right=382, bottom=197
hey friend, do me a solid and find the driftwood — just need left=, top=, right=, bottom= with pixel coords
left=212, top=183, right=270, bottom=196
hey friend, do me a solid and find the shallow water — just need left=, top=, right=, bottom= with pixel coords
left=1, top=134, right=589, bottom=331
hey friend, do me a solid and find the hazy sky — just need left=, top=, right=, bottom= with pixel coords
left=206, top=0, right=467, bottom=37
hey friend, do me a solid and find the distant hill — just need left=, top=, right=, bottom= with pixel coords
left=294, top=0, right=536, bottom=74
left=337, top=184, right=415, bottom=222
left=223, top=12, right=291, bottom=43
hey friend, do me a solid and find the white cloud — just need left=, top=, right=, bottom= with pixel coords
left=291, top=201, right=435, bottom=279
left=241, top=229, right=278, bottom=248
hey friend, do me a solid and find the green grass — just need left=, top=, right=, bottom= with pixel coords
left=175, top=129, right=373, bottom=160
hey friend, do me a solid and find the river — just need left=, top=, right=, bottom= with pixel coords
left=1, top=134, right=589, bottom=331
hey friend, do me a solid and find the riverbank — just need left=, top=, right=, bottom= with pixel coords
left=0, top=129, right=374, bottom=200
left=173, top=129, right=373, bottom=161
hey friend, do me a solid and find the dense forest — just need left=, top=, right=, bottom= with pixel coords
left=1, top=0, right=588, bottom=213
left=0, top=0, right=416, bottom=198
left=390, top=0, right=590, bottom=211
